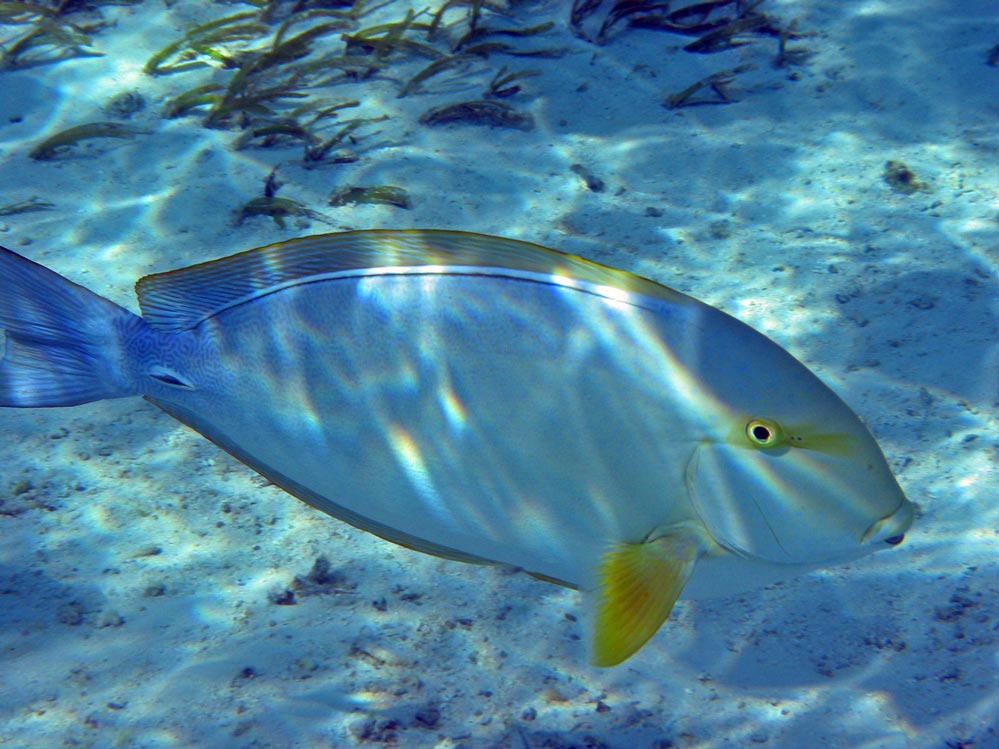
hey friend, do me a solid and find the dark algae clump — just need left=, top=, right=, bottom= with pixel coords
left=237, top=196, right=333, bottom=228
left=236, top=167, right=333, bottom=228
left=420, top=99, right=534, bottom=130
left=329, top=185, right=412, bottom=209
left=883, top=160, right=931, bottom=195
left=570, top=163, right=605, bottom=192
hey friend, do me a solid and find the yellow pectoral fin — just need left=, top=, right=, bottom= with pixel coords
left=591, top=531, right=700, bottom=667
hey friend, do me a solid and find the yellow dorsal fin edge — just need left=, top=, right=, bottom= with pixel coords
left=135, top=230, right=694, bottom=331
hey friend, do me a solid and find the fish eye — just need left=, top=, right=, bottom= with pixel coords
left=745, top=418, right=784, bottom=448
left=884, top=534, right=905, bottom=546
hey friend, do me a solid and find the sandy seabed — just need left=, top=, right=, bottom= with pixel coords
left=0, top=1, right=997, bottom=747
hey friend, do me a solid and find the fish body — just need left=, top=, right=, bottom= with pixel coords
left=0, top=230, right=913, bottom=665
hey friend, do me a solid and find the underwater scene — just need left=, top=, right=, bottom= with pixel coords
left=0, top=0, right=997, bottom=747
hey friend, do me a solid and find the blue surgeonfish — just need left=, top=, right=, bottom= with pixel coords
left=0, top=230, right=913, bottom=665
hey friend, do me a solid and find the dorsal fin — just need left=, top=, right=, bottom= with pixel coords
left=135, top=230, right=693, bottom=330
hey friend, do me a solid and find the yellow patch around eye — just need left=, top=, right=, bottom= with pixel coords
left=727, top=417, right=857, bottom=458
left=788, top=430, right=857, bottom=457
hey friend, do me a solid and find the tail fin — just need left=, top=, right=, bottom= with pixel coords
left=0, top=246, right=144, bottom=407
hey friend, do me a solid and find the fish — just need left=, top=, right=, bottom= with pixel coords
left=0, top=230, right=913, bottom=666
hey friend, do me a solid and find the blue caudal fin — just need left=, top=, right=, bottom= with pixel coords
left=0, top=246, right=144, bottom=407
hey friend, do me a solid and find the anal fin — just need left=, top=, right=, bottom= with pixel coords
left=591, top=529, right=700, bottom=667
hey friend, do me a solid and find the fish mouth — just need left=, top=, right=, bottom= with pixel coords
left=861, top=497, right=915, bottom=545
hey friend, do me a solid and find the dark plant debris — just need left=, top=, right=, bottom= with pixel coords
left=883, top=161, right=931, bottom=195
left=236, top=195, right=333, bottom=228
left=8, top=0, right=797, bottom=221
left=291, top=555, right=358, bottom=597
left=571, top=0, right=791, bottom=54
left=684, top=13, right=772, bottom=53
left=772, top=20, right=813, bottom=67
left=0, top=0, right=143, bottom=69
left=0, top=197, right=56, bottom=216
left=398, top=51, right=478, bottom=98
left=663, top=65, right=751, bottom=108
left=484, top=65, right=541, bottom=98
left=28, top=121, right=148, bottom=160
left=302, top=114, right=388, bottom=164
left=104, top=90, right=146, bottom=119
left=570, top=163, right=605, bottom=192
left=596, top=0, right=672, bottom=43
left=236, top=164, right=335, bottom=228
left=329, top=185, right=411, bottom=209
left=420, top=99, right=534, bottom=130
left=140, top=0, right=555, bottom=183
left=0, top=17, right=102, bottom=69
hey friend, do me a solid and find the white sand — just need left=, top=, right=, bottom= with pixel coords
left=0, top=1, right=996, bottom=747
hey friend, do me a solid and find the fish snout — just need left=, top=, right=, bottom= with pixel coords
left=861, top=497, right=915, bottom=547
